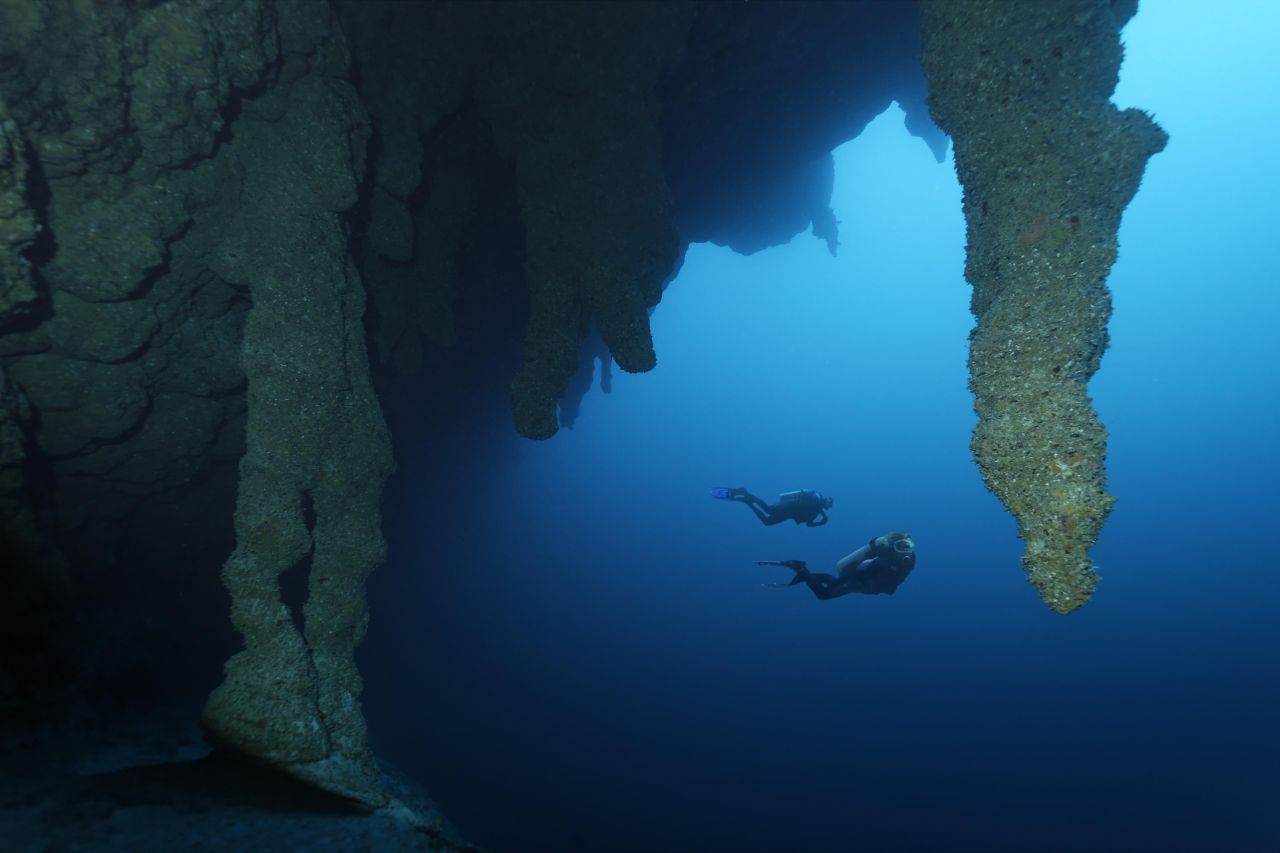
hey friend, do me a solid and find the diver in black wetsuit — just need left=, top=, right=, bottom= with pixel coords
left=758, top=532, right=917, bottom=600
left=710, top=487, right=833, bottom=527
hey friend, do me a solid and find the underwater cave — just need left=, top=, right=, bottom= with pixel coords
left=2, top=0, right=1279, bottom=850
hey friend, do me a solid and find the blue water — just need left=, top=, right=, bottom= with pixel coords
left=365, top=3, right=1280, bottom=850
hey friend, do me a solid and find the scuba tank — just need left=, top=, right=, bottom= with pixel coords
left=778, top=489, right=814, bottom=504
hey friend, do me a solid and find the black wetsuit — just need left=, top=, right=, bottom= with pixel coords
left=730, top=489, right=830, bottom=527
left=790, top=560, right=913, bottom=599
left=763, top=534, right=916, bottom=600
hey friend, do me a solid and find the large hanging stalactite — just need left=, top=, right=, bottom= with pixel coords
left=341, top=0, right=938, bottom=442
left=481, top=2, right=695, bottom=440
left=920, top=0, right=1167, bottom=613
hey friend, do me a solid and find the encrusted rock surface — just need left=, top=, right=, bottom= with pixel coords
left=342, top=1, right=693, bottom=440
left=488, top=3, right=693, bottom=439
left=0, top=105, right=40, bottom=325
left=0, top=0, right=402, bottom=813
left=921, top=0, right=1166, bottom=612
left=197, top=4, right=395, bottom=810
left=0, top=0, right=272, bottom=723
left=0, top=0, right=278, bottom=530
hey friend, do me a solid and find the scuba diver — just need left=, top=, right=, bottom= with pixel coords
left=710, top=486, right=832, bottom=527
left=758, top=532, right=917, bottom=600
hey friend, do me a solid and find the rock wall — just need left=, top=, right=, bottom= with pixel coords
left=920, top=0, right=1166, bottom=612
left=0, top=0, right=403, bottom=813
left=1, top=0, right=276, bottom=718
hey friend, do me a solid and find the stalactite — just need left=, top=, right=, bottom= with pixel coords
left=920, top=0, right=1166, bottom=612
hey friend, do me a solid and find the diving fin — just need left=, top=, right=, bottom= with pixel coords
left=756, top=559, right=808, bottom=572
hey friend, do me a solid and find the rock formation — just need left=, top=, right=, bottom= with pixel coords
left=1, top=0, right=272, bottom=723
left=921, top=0, right=1166, bottom=612
left=341, top=0, right=937, bottom=440
left=0, top=0, right=402, bottom=817
left=197, top=5, right=394, bottom=809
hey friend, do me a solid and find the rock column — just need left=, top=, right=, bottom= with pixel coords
left=920, top=0, right=1166, bottom=612
left=200, top=7, right=394, bottom=806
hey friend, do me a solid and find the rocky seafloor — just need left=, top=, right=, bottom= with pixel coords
left=1, top=708, right=465, bottom=851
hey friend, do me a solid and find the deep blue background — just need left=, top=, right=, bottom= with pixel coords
left=364, top=3, right=1280, bottom=850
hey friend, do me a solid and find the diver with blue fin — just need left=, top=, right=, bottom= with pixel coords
left=758, top=532, right=917, bottom=600
left=710, top=486, right=832, bottom=527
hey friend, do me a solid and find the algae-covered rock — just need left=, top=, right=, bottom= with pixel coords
left=0, top=0, right=281, bottom=716
left=921, top=0, right=1167, bottom=612
left=342, top=1, right=693, bottom=440
left=0, top=0, right=405, bottom=813
left=0, top=0, right=278, bottom=585
left=198, top=6, right=394, bottom=807
left=0, top=106, right=40, bottom=327
left=476, top=2, right=693, bottom=439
